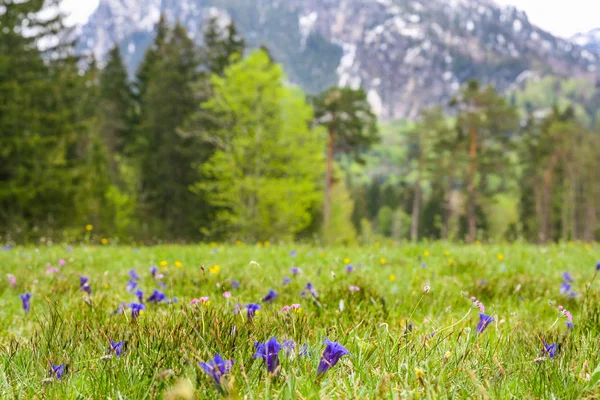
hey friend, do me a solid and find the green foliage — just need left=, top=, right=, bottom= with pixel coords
left=322, top=180, right=357, bottom=245
left=193, top=50, right=324, bottom=241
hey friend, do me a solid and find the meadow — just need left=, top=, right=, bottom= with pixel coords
left=1, top=242, right=599, bottom=399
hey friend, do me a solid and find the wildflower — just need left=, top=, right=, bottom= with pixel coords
left=560, top=282, right=571, bottom=295
left=264, top=241, right=270, bottom=247
left=129, top=303, right=145, bottom=319
left=283, top=339, right=296, bottom=355
left=235, top=240, right=243, bottom=246
left=281, top=304, right=301, bottom=313
left=470, top=296, right=485, bottom=313
left=566, top=321, right=574, bottom=330
left=290, top=267, right=301, bottom=276
left=415, top=368, right=424, bottom=379
left=246, top=303, right=261, bottom=320
left=301, top=282, right=318, bottom=298
left=389, top=274, right=396, bottom=282
left=58, top=259, right=66, bottom=267
left=282, top=277, right=291, bottom=285
left=444, top=250, right=450, bottom=256
left=80, top=276, right=92, bottom=295
left=254, top=337, right=281, bottom=374
left=497, top=253, right=504, bottom=261
left=349, top=286, right=360, bottom=292
left=558, top=305, right=573, bottom=322
left=543, top=342, right=558, bottom=359
left=199, top=354, right=235, bottom=385
left=596, top=262, right=600, bottom=271
left=299, top=343, right=310, bottom=357
left=110, top=339, right=124, bottom=356
left=129, top=269, right=140, bottom=281
left=20, top=293, right=32, bottom=313
left=209, top=265, right=220, bottom=274
left=423, top=250, right=430, bottom=257
left=380, top=258, right=387, bottom=265
left=135, top=289, right=144, bottom=303
left=159, top=260, right=168, bottom=267
left=223, top=292, right=231, bottom=299
left=147, top=289, right=166, bottom=304
left=423, top=285, right=431, bottom=294
left=7, top=274, right=16, bottom=287
left=317, top=339, right=350, bottom=376
left=290, top=250, right=297, bottom=258
left=150, top=266, right=158, bottom=278
left=262, top=289, right=278, bottom=303
left=111, top=302, right=128, bottom=315
left=50, top=363, right=66, bottom=380
left=343, top=258, right=351, bottom=264
left=231, top=280, right=240, bottom=289
left=85, top=224, right=93, bottom=231
left=175, top=260, right=183, bottom=268
left=475, top=313, right=494, bottom=334
left=101, top=238, right=108, bottom=245
left=126, top=280, right=138, bottom=293
left=562, top=272, right=574, bottom=283
left=190, top=297, right=210, bottom=305
left=257, top=242, right=263, bottom=247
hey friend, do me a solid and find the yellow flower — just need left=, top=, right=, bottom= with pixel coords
left=209, top=265, right=221, bottom=274
left=448, top=258, right=454, bottom=265
left=389, top=274, right=396, bottom=282
left=160, top=260, right=168, bottom=267
left=257, top=242, right=263, bottom=247
left=380, top=258, right=387, bottom=265
left=161, top=267, right=168, bottom=272
left=343, top=258, right=351, bottom=264
left=101, top=238, right=108, bottom=245
left=568, top=241, right=575, bottom=246
left=235, top=240, right=243, bottom=246
left=444, top=250, right=450, bottom=256
left=497, top=253, right=504, bottom=261
left=415, top=368, right=424, bottom=379
left=139, top=310, right=145, bottom=316
left=375, top=242, right=380, bottom=247
left=209, top=242, right=217, bottom=248
left=104, top=283, right=109, bottom=288
left=585, top=243, right=591, bottom=249
left=320, top=252, right=326, bottom=258
left=264, top=241, right=270, bottom=247
left=423, top=250, right=430, bottom=257
left=175, top=260, right=183, bottom=268
left=85, top=224, right=93, bottom=231
left=475, top=241, right=482, bottom=246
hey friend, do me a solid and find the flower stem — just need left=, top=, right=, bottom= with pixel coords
left=437, top=308, right=472, bottom=334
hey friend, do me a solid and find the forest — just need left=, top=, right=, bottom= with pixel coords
left=2, top=0, right=599, bottom=245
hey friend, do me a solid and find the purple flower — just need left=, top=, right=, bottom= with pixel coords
left=50, top=363, right=66, bottom=380
left=129, top=269, right=140, bottom=281
left=262, top=289, right=278, bottom=303
left=20, top=293, right=31, bottom=313
left=110, top=339, right=124, bottom=356
left=290, top=267, right=301, bottom=276
left=147, top=289, right=166, bottom=304
left=231, top=280, right=240, bottom=289
left=254, top=337, right=281, bottom=374
left=317, top=339, right=350, bottom=376
left=290, top=250, right=297, bottom=258
left=299, top=343, right=310, bottom=357
left=80, top=276, right=92, bottom=294
left=301, top=282, right=318, bottom=298
left=58, top=259, right=66, bottom=267
left=283, top=339, right=295, bottom=355
left=111, top=302, right=128, bottom=315
left=596, top=262, right=600, bottom=271
left=566, top=321, right=574, bottom=330
left=543, top=342, right=558, bottom=359
left=126, top=280, right=138, bottom=292
left=346, top=265, right=354, bottom=274
left=476, top=313, right=494, bottom=334
left=150, top=266, right=158, bottom=278
left=135, top=288, right=144, bottom=303
left=199, top=354, right=235, bottom=385
left=560, top=282, right=571, bottom=295
left=129, top=303, right=145, bottom=319
left=246, top=303, right=261, bottom=320
left=562, top=272, right=573, bottom=283
left=282, top=277, right=291, bottom=285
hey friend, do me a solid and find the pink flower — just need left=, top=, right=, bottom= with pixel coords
left=156, top=273, right=165, bottom=279
left=58, top=259, right=66, bottom=266
left=349, top=286, right=361, bottom=292
left=46, top=267, right=60, bottom=274
left=471, top=296, right=485, bottom=313
left=190, top=297, right=210, bottom=305
left=7, top=274, right=16, bottom=287
left=223, top=292, right=231, bottom=298
left=558, top=305, right=573, bottom=322
left=281, top=304, right=302, bottom=313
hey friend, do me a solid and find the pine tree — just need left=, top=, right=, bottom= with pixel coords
left=202, top=17, right=245, bottom=76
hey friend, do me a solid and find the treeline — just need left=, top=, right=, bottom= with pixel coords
left=1, top=1, right=599, bottom=244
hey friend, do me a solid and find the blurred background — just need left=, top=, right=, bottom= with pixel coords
left=1, top=0, right=599, bottom=244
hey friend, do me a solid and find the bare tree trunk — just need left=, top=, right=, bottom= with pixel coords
left=410, top=147, right=424, bottom=242
left=540, top=153, right=559, bottom=243
left=467, top=124, right=477, bottom=243
left=323, top=122, right=335, bottom=231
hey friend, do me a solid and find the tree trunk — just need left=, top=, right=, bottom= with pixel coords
left=540, top=152, right=559, bottom=243
left=323, top=122, right=335, bottom=231
left=467, top=124, right=477, bottom=243
left=410, top=146, right=424, bottom=242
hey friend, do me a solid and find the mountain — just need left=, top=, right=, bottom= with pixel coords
left=571, top=28, right=600, bottom=54
left=78, top=0, right=600, bottom=119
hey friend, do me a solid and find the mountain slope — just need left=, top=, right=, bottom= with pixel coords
left=79, top=0, right=600, bottom=119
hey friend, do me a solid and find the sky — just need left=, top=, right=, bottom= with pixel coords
left=61, top=0, right=598, bottom=38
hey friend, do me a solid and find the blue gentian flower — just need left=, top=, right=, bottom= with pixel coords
left=20, top=293, right=31, bottom=313
left=50, top=363, right=66, bottom=380
left=150, top=266, right=158, bottom=278
left=126, top=280, right=138, bottom=292
left=317, top=339, right=350, bottom=376
left=282, top=277, right=291, bottom=285
left=147, top=289, right=166, bottom=303
left=560, top=282, right=571, bottom=294
left=80, top=276, right=92, bottom=294
left=346, top=265, right=354, bottom=274
left=566, top=321, right=574, bottom=330
left=283, top=339, right=295, bottom=355
left=129, top=269, right=140, bottom=281
left=199, top=354, right=235, bottom=385
left=135, top=288, right=144, bottom=303
left=290, top=267, right=301, bottom=276
left=299, top=343, right=310, bottom=357
left=562, top=272, right=574, bottom=282
left=262, top=289, right=278, bottom=303
left=301, top=282, right=318, bottom=298
left=543, top=342, right=558, bottom=359
left=110, top=339, right=124, bottom=356
left=476, top=313, right=494, bottom=334
left=129, top=303, right=145, bottom=319
left=246, top=303, right=261, bottom=320
left=596, top=262, right=600, bottom=271
left=254, top=337, right=281, bottom=374
left=290, top=250, right=297, bottom=258
left=231, top=280, right=240, bottom=289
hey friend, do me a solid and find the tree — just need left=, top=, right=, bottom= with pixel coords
left=450, top=80, right=519, bottom=242
left=312, top=87, right=379, bottom=231
left=193, top=50, right=324, bottom=241
left=202, top=17, right=245, bottom=76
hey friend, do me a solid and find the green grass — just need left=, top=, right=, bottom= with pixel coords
left=1, top=242, right=599, bottom=399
